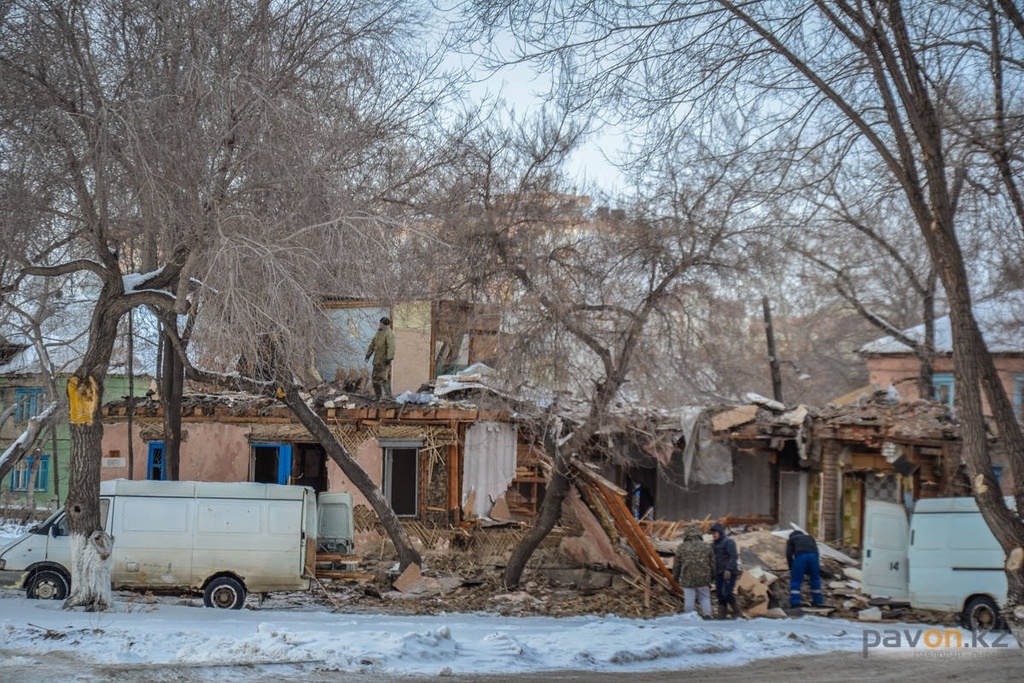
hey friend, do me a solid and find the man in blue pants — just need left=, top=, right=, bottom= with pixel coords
left=785, top=529, right=824, bottom=608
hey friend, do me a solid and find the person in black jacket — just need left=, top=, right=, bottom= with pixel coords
left=786, top=529, right=824, bottom=608
left=710, top=522, right=741, bottom=619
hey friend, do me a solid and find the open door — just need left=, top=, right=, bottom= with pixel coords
left=251, top=443, right=293, bottom=485
left=861, top=500, right=909, bottom=599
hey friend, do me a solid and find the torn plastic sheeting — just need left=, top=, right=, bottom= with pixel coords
left=461, top=421, right=518, bottom=519
left=683, top=409, right=734, bottom=486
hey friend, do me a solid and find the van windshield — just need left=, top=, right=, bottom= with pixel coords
left=29, top=508, right=65, bottom=534
left=29, top=498, right=111, bottom=535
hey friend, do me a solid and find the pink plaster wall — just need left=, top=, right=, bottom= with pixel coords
left=326, top=438, right=383, bottom=509
left=100, top=421, right=252, bottom=482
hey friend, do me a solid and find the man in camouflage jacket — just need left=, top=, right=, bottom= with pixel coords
left=672, top=525, right=716, bottom=618
left=365, top=316, right=396, bottom=400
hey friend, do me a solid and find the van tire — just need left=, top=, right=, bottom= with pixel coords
left=204, top=577, right=246, bottom=609
left=26, top=569, right=70, bottom=601
left=962, top=595, right=1000, bottom=632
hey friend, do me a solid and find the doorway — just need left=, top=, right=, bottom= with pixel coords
left=292, top=443, right=329, bottom=492
left=381, top=442, right=419, bottom=517
left=251, top=443, right=292, bottom=485
left=147, top=442, right=166, bottom=481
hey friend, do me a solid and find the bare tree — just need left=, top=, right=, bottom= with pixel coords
left=0, top=276, right=80, bottom=485
left=1, top=0, right=449, bottom=608
left=430, top=112, right=762, bottom=587
left=777, top=170, right=943, bottom=398
left=465, top=0, right=1024, bottom=637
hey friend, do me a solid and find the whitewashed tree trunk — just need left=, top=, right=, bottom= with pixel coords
left=66, top=531, right=114, bottom=611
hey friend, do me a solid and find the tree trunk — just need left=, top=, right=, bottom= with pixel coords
left=62, top=375, right=113, bottom=611
left=916, top=281, right=936, bottom=399
left=503, top=456, right=571, bottom=589
left=161, top=332, right=183, bottom=480
left=945, top=298, right=1024, bottom=640
left=279, top=385, right=421, bottom=570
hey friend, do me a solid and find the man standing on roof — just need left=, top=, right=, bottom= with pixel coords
left=786, top=529, right=824, bottom=609
left=365, top=316, right=395, bottom=400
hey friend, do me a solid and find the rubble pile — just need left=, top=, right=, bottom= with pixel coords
left=313, top=552, right=683, bottom=618
left=308, top=524, right=959, bottom=625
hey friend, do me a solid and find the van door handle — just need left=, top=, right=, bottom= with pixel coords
left=865, top=549, right=871, bottom=558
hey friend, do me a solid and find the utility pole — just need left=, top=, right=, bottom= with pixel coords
left=762, top=296, right=784, bottom=403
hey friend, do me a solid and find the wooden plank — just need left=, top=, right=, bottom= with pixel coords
left=711, top=404, right=759, bottom=432
left=571, top=461, right=681, bottom=596
left=577, top=482, right=621, bottom=546
left=569, top=458, right=627, bottom=496
left=448, top=436, right=461, bottom=523
left=315, top=553, right=362, bottom=564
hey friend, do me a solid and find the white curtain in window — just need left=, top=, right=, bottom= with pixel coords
left=461, top=422, right=517, bottom=519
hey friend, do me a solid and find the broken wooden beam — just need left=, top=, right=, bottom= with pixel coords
left=568, top=460, right=681, bottom=596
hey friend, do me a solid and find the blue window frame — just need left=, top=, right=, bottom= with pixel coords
left=933, top=373, right=954, bottom=405
left=147, top=442, right=167, bottom=481
left=10, top=454, right=49, bottom=491
left=14, top=387, right=45, bottom=423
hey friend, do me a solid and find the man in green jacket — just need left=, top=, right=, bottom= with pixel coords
left=672, top=526, right=716, bottom=618
left=365, top=316, right=396, bottom=400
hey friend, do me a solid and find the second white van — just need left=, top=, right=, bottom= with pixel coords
left=862, top=496, right=1016, bottom=630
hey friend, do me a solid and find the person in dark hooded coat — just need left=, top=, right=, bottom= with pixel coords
left=710, top=522, right=741, bottom=619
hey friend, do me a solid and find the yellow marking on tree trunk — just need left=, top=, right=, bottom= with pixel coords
left=68, top=376, right=99, bottom=425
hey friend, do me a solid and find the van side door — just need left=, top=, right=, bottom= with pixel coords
left=111, top=496, right=194, bottom=589
left=861, top=500, right=909, bottom=599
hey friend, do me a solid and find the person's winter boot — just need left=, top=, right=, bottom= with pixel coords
left=729, top=598, right=743, bottom=619
left=373, top=384, right=382, bottom=401
left=717, top=604, right=728, bottom=620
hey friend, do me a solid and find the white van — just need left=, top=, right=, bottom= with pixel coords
left=0, top=479, right=318, bottom=609
left=862, top=496, right=1015, bottom=630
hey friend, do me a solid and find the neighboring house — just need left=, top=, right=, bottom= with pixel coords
left=811, top=390, right=968, bottom=547
left=860, top=297, right=1024, bottom=418
left=792, top=299, right=1024, bottom=547
left=860, top=299, right=1020, bottom=494
left=0, top=304, right=157, bottom=510
left=95, top=299, right=517, bottom=555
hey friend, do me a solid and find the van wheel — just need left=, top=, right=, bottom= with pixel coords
left=204, top=577, right=246, bottom=609
left=962, top=596, right=1000, bottom=631
left=26, top=569, right=70, bottom=601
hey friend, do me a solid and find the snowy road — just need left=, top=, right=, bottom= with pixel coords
left=2, top=588, right=1019, bottom=682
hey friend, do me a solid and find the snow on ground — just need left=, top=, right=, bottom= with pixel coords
left=0, top=524, right=1016, bottom=679
left=0, top=594, right=941, bottom=677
